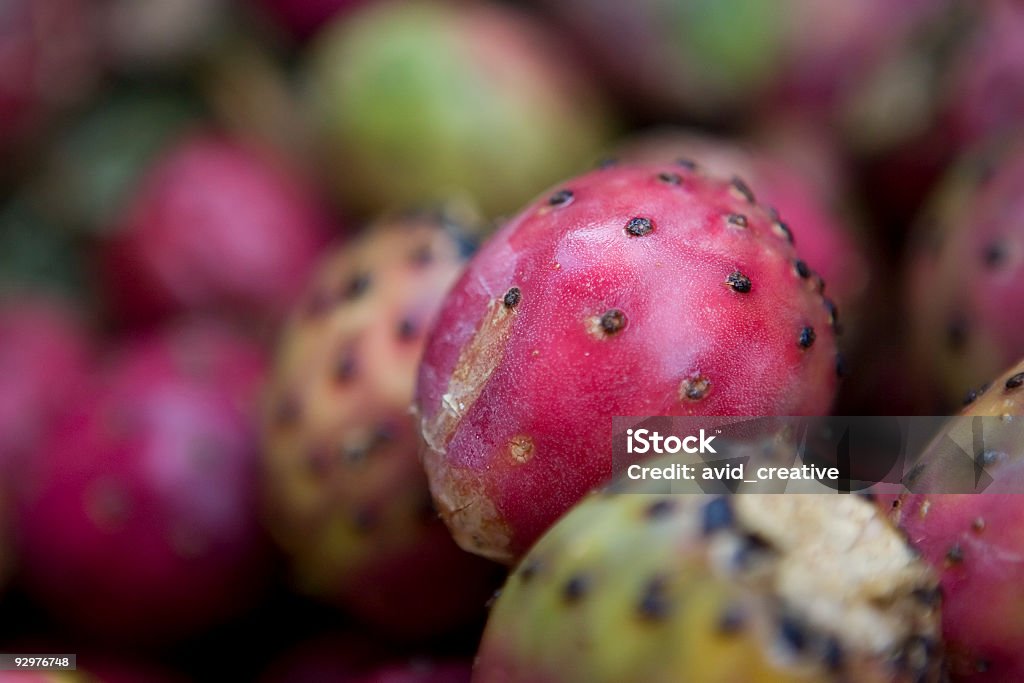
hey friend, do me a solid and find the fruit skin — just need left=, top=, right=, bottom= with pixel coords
left=305, top=0, right=613, bottom=219
left=939, top=0, right=1024, bottom=155
left=614, top=128, right=869, bottom=321
left=906, top=135, right=1024, bottom=410
left=416, top=162, right=841, bottom=563
left=476, top=482, right=942, bottom=682
left=263, top=210, right=499, bottom=637
left=0, top=0, right=98, bottom=151
left=0, top=295, right=92, bottom=480
left=887, top=357, right=1024, bottom=680
left=103, top=131, right=334, bottom=327
left=0, top=294, right=93, bottom=591
left=15, top=321, right=271, bottom=642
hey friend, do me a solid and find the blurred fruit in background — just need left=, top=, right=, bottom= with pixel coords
left=0, top=296, right=93, bottom=483
left=937, top=0, right=1024, bottom=157
left=14, top=321, right=272, bottom=644
left=30, top=85, right=202, bottom=235
left=0, top=199, right=92, bottom=306
left=98, top=0, right=231, bottom=76
left=102, top=131, right=337, bottom=330
left=907, top=133, right=1024, bottom=410
left=305, top=0, right=615, bottom=219
left=263, top=209, right=500, bottom=639
left=0, top=0, right=99, bottom=155
left=535, top=0, right=787, bottom=120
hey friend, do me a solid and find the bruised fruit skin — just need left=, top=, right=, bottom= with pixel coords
left=16, top=322, right=271, bottom=642
left=416, top=162, right=841, bottom=563
left=306, top=0, right=613, bottom=219
left=104, top=131, right=334, bottom=326
left=907, top=136, right=1024, bottom=408
left=476, top=486, right=943, bottom=683
left=889, top=358, right=1024, bottom=680
left=615, top=129, right=869, bottom=321
left=264, top=211, right=499, bottom=637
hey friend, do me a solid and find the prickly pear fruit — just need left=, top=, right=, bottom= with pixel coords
left=0, top=0, right=99, bottom=151
left=940, top=0, right=1024, bottom=152
left=476, top=487, right=943, bottom=682
left=907, top=135, right=1024, bottom=409
left=264, top=210, right=499, bottom=637
left=103, top=131, right=334, bottom=327
left=615, top=129, right=869, bottom=319
left=416, top=162, right=841, bottom=563
left=305, top=0, right=613, bottom=219
left=16, top=321, right=271, bottom=642
left=0, top=295, right=92, bottom=480
left=888, top=357, right=1024, bottom=680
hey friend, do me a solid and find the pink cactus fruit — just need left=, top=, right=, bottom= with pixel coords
left=416, top=162, right=841, bottom=563
left=0, top=0, right=99, bottom=149
left=103, top=131, right=335, bottom=327
left=888, top=357, right=1024, bottom=680
left=15, top=321, right=271, bottom=642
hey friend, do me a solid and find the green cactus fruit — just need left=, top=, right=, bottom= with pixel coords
left=477, top=487, right=943, bottom=682
left=305, top=0, right=614, bottom=220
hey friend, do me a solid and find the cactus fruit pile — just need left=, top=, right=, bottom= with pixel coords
left=2, top=0, right=1024, bottom=681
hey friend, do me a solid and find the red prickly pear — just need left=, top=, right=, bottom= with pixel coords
left=888, top=357, right=1024, bottom=680
left=940, top=0, right=1024, bottom=151
left=15, top=321, right=271, bottom=643
left=416, top=162, right=841, bottom=563
left=103, top=132, right=335, bottom=327
left=0, top=0, right=99, bottom=152
left=263, top=210, right=500, bottom=638
left=0, top=295, right=92, bottom=481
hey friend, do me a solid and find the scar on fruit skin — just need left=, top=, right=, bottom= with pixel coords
left=423, top=294, right=517, bottom=454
